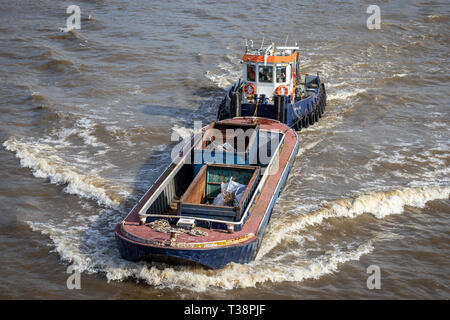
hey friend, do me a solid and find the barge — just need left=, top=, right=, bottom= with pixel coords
left=115, top=117, right=299, bottom=269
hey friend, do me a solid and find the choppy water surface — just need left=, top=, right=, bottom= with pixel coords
left=0, top=0, right=449, bottom=299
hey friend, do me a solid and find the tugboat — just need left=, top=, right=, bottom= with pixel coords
left=217, top=40, right=326, bottom=130
left=115, top=117, right=299, bottom=269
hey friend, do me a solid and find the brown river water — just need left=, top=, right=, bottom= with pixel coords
left=0, top=0, right=449, bottom=299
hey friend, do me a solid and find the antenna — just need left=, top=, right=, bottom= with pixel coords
left=260, top=36, right=265, bottom=51
left=263, top=43, right=273, bottom=66
left=284, top=35, right=289, bottom=46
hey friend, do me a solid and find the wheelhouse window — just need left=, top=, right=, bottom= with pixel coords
left=258, top=65, right=273, bottom=83
left=276, top=66, right=286, bottom=83
left=247, top=64, right=256, bottom=82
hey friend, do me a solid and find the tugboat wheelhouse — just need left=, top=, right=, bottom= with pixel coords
left=217, top=40, right=327, bottom=131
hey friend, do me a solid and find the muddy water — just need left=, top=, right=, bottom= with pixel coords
left=0, top=0, right=449, bottom=299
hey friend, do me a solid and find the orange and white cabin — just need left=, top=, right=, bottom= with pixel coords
left=217, top=40, right=327, bottom=131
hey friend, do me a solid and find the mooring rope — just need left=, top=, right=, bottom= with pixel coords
left=146, top=219, right=208, bottom=237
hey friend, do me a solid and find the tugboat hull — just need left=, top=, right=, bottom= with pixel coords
left=218, top=80, right=326, bottom=131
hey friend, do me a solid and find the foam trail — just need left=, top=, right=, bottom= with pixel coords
left=29, top=210, right=374, bottom=292
left=27, top=185, right=449, bottom=292
left=21, top=184, right=448, bottom=292
left=106, top=241, right=374, bottom=291
left=205, top=62, right=240, bottom=89
left=257, top=186, right=450, bottom=258
left=76, top=118, right=108, bottom=148
left=171, top=125, right=194, bottom=140
left=297, top=139, right=323, bottom=156
left=327, top=88, right=366, bottom=101
left=3, top=137, right=125, bottom=209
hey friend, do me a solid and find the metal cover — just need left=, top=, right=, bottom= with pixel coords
left=176, top=218, right=195, bottom=229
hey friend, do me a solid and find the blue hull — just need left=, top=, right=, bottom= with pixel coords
left=218, top=79, right=327, bottom=130
left=115, top=230, right=259, bottom=269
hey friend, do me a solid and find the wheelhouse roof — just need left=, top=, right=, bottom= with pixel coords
left=242, top=51, right=298, bottom=64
